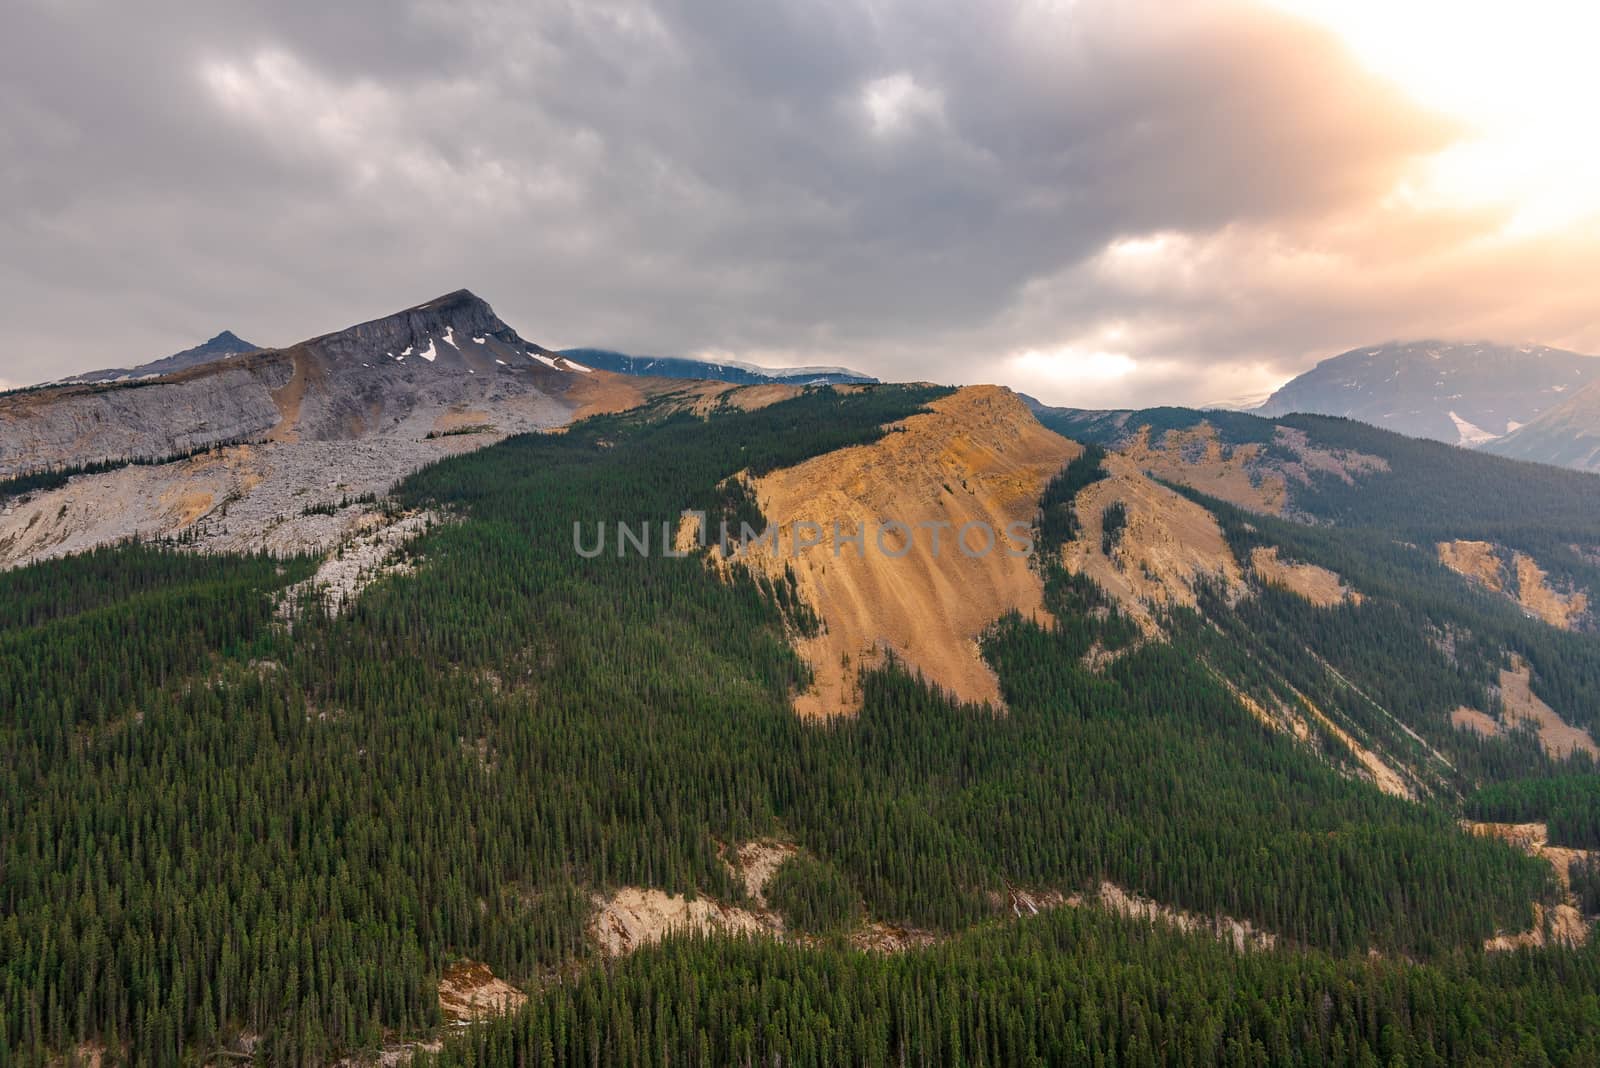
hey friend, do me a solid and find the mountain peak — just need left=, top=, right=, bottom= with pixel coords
left=56, top=329, right=260, bottom=385
left=205, top=330, right=253, bottom=349
left=303, top=289, right=538, bottom=363
left=1257, top=340, right=1600, bottom=446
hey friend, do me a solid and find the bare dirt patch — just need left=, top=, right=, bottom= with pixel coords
left=1211, top=670, right=1314, bottom=744
left=1076, top=882, right=1277, bottom=952
left=1466, top=821, right=1593, bottom=949
left=1061, top=452, right=1248, bottom=634
left=850, top=922, right=940, bottom=953
left=1513, top=552, right=1589, bottom=630
left=720, top=383, right=805, bottom=411
left=436, top=961, right=527, bottom=1023
left=559, top=370, right=653, bottom=422
left=1270, top=426, right=1389, bottom=487
left=1250, top=546, right=1360, bottom=607
left=1438, top=541, right=1589, bottom=630
left=1450, top=706, right=1502, bottom=738
left=745, top=385, right=1077, bottom=718
left=159, top=488, right=216, bottom=528
left=334, top=1040, right=443, bottom=1068
left=47, top=1042, right=109, bottom=1068
left=588, top=888, right=771, bottom=957
left=429, top=408, right=494, bottom=435
left=1300, top=694, right=1416, bottom=800
left=727, top=840, right=800, bottom=908
left=267, top=348, right=311, bottom=442
left=1498, top=657, right=1598, bottom=759
left=1438, top=539, right=1506, bottom=592
left=668, top=381, right=806, bottom=416
left=1121, top=424, right=1288, bottom=514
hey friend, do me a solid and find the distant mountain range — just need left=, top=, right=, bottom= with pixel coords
left=1255, top=340, right=1600, bottom=471
left=557, top=348, right=876, bottom=386
left=59, top=330, right=261, bottom=385
left=50, top=336, right=874, bottom=394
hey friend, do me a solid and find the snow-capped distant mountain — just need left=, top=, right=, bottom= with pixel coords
left=1256, top=341, right=1600, bottom=447
left=558, top=348, right=877, bottom=387
left=1486, top=376, right=1600, bottom=473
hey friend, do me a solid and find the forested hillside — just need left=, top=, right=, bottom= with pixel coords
left=2, top=386, right=1597, bottom=1065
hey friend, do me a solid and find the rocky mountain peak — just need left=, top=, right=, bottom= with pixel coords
left=302, top=289, right=537, bottom=363
left=204, top=330, right=253, bottom=351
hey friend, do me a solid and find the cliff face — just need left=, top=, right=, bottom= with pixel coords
left=0, top=356, right=294, bottom=475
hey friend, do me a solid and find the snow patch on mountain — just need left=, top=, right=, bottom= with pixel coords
left=1448, top=411, right=1500, bottom=447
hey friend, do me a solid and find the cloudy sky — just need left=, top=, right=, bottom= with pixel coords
left=4, top=0, right=1598, bottom=405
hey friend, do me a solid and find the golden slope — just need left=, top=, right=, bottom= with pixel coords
left=1061, top=452, right=1248, bottom=633
left=746, top=386, right=1078, bottom=718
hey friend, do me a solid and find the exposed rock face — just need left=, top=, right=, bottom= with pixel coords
left=1250, top=546, right=1360, bottom=608
left=1436, top=539, right=1590, bottom=631
left=436, top=961, right=526, bottom=1022
left=742, top=386, right=1078, bottom=718
left=1120, top=423, right=1289, bottom=515
left=1467, top=821, right=1594, bottom=950
left=1497, top=657, right=1598, bottom=760
left=1060, top=451, right=1248, bottom=634
left=0, top=360, right=292, bottom=475
left=61, top=329, right=261, bottom=385
left=1045, top=416, right=1388, bottom=521
left=309, top=290, right=529, bottom=364
left=1450, top=659, right=1600, bottom=761
left=588, top=888, right=770, bottom=957
left=0, top=290, right=599, bottom=477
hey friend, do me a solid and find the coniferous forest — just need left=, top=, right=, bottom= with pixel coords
left=3, top=385, right=1599, bottom=1065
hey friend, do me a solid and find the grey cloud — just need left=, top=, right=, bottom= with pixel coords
left=2, top=0, right=1589, bottom=404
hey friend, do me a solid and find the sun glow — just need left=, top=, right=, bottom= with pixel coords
left=1268, top=0, right=1600, bottom=233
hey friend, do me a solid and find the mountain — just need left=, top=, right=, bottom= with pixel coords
left=1486, top=377, right=1600, bottom=472
left=1257, top=340, right=1600, bottom=446
left=0, top=290, right=607, bottom=478
left=559, top=346, right=877, bottom=386
left=0, top=289, right=723, bottom=568
left=1035, top=401, right=1600, bottom=631
left=59, top=329, right=260, bottom=384
left=12, top=299, right=1600, bottom=1064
